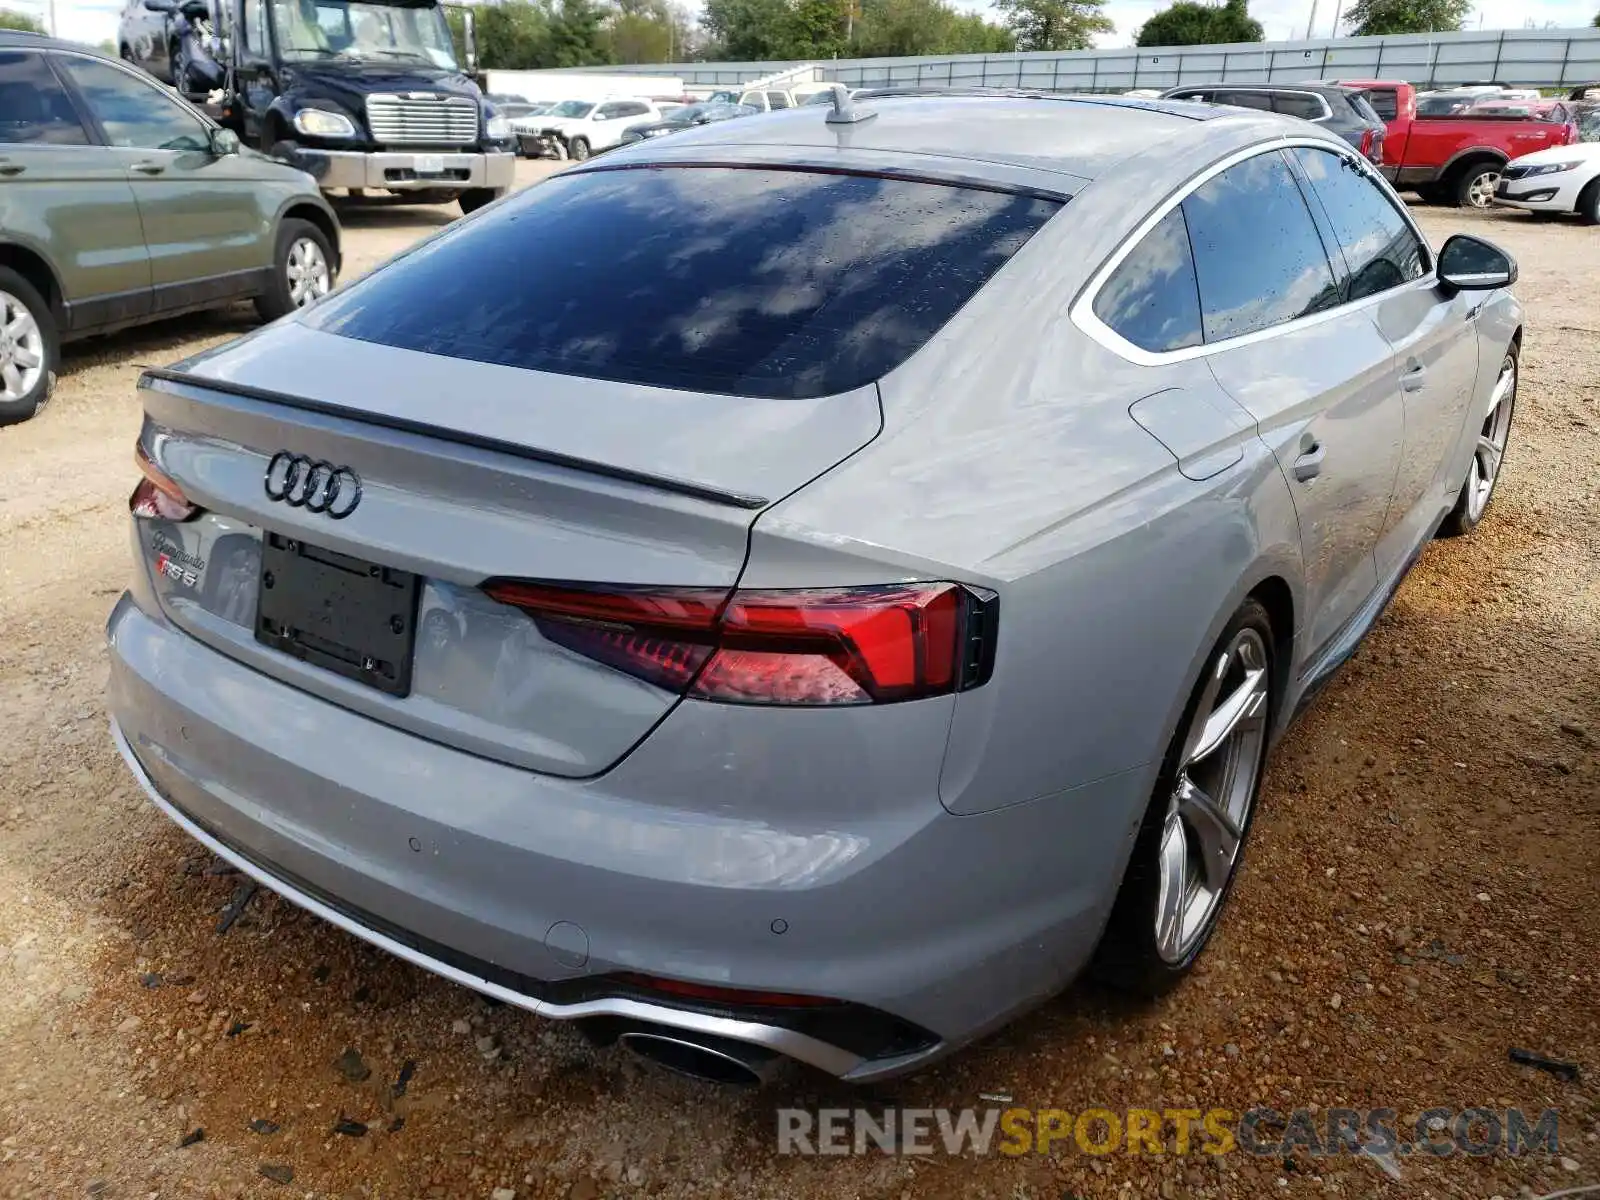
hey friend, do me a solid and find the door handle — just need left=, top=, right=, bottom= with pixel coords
left=131, top=161, right=166, bottom=175
left=1292, top=441, right=1325, bottom=482
left=1465, top=301, right=1484, bottom=321
left=0, top=161, right=22, bottom=177
left=1401, top=363, right=1428, bottom=392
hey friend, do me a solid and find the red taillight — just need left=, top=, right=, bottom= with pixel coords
left=1565, top=123, right=1579, bottom=145
left=130, top=445, right=200, bottom=521
left=613, top=971, right=839, bottom=1008
left=481, top=580, right=996, bottom=706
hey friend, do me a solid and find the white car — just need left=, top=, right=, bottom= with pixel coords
left=1493, top=141, right=1600, bottom=221
left=532, top=97, right=659, bottom=161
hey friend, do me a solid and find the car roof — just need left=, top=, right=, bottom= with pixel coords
left=0, top=30, right=115, bottom=57
left=594, top=92, right=1295, bottom=194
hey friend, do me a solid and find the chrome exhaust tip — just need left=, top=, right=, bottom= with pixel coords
left=619, top=1030, right=778, bottom=1087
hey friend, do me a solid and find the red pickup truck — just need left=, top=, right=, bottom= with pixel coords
left=1327, top=79, right=1579, bottom=208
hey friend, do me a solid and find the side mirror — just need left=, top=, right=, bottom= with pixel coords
left=692, top=113, right=711, bottom=124
left=143, top=0, right=177, bottom=11
left=1438, top=234, right=1517, bottom=291
left=210, top=127, right=241, bottom=156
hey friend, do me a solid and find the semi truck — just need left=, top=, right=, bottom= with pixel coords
left=121, top=0, right=515, bottom=214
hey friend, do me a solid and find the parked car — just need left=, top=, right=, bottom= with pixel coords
left=1161, top=84, right=1387, bottom=163
left=117, top=0, right=214, bottom=83
left=107, top=91, right=1523, bottom=1085
left=1469, top=98, right=1577, bottom=124
left=734, top=87, right=797, bottom=112
left=1326, top=80, right=1578, bottom=207
left=521, top=96, right=658, bottom=161
left=0, top=34, right=341, bottom=426
left=1492, top=141, right=1600, bottom=221
left=617, top=101, right=757, bottom=146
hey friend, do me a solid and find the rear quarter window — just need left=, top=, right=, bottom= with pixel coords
left=306, top=166, right=1061, bottom=399
left=1362, top=90, right=1398, bottom=121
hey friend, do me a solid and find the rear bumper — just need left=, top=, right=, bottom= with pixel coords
left=106, top=592, right=1146, bottom=1080
left=296, top=148, right=515, bottom=192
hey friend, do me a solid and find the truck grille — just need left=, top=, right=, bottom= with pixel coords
left=365, top=94, right=478, bottom=146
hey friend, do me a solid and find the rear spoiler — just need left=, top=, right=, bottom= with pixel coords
left=138, top=367, right=770, bottom=511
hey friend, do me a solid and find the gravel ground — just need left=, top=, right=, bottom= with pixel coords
left=1, top=172, right=1596, bottom=1200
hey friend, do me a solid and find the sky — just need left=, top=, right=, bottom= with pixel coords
left=15, top=0, right=1599, bottom=61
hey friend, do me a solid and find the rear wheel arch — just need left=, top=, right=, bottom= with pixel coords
left=1248, top=575, right=1296, bottom=722
left=0, top=243, right=65, bottom=323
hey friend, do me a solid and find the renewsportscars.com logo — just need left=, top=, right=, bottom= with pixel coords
left=776, top=1106, right=1562, bottom=1160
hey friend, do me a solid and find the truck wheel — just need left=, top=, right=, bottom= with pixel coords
left=1455, top=162, right=1502, bottom=209
left=458, top=188, right=506, bottom=216
left=255, top=218, right=335, bottom=323
left=569, top=137, right=591, bottom=161
left=0, top=267, right=58, bottom=428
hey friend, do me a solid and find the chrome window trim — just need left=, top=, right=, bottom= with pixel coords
left=1166, top=88, right=1334, bottom=123
left=1072, top=135, right=1437, bottom=367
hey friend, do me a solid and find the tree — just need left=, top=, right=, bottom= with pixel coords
left=476, top=1, right=553, bottom=69
left=546, top=0, right=611, bottom=65
left=1593, top=8, right=1598, bottom=24
left=0, top=8, right=45, bottom=32
left=992, top=0, right=1112, bottom=51
left=1136, top=0, right=1262, bottom=46
left=700, top=0, right=792, bottom=60
left=852, top=0, right=1011, bottom=56
left=1340, top=0, right=1470, bottom=35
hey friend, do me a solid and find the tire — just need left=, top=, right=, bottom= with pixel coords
left=254, top=218, right=335, bottom=323
left=0, top=267, right=58, bottom=428
left=568, top=136, right=590, bottom=161
left=119, top=43, right=134, bottom=62
left=1439, top=343, right=1518, bottom=538
left=458, top=188, right=505, bottom=216
left=1454, top=161, right=1503, bottom=209
left=1578, top=178, right=1600, bottom=226
left=1091, top=599, right=1276, bottom=995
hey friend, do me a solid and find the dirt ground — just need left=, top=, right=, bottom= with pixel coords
left=1, top=164, right=1597, bottom=1200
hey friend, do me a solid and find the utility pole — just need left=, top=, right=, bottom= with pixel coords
left=47, top=0, right=56, bottom=36
left=1305, top=0, right=1319, bottom=39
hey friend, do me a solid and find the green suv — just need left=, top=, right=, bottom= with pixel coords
left=0, top=32, right=341, bottom=425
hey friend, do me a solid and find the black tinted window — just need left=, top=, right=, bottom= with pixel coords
left=1292, top=147, right=1425, bottom=301
left=1216, top=91, right=1273, bottom=112
left=1093, top=207, right=1202, bottom=353
left=1273, top=93, right=1326, bottom=120
left=1183, top=151, right=1339, bottom=341
left=1363, top=89, right=1397, bottom=120
left=0, top=52, right=89, bottom=145
left=310, top=166, right=1060, bottom=399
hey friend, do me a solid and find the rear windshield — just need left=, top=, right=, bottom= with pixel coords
left=306, top=166, right=1061, bottom=399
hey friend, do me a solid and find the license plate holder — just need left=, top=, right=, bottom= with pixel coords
left=416, top=154, right=445, bottom=176
left=255, top=533, right=420, bottom=698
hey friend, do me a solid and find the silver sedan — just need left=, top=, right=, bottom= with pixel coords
left=108, top=91, right=1521, bottom=1085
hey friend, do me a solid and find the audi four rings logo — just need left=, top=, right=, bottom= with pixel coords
left=263, top=452, right=362, bottom=519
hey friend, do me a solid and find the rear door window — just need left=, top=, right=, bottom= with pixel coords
left=1214, top=91, right=1274, bottom=112
left=1182, top=150, right=1340, bottom=341
left=1092, top=207, right=1202, bottom=354
left=767, top=91, right=792, bottom=109
left=308, top=166, right=1061, bottom=399
left=1290, top=146, right=1426, bottom=300
left=0, top=50, right=90, bottom=145
left=1272, top=92, right=1328, bottom=121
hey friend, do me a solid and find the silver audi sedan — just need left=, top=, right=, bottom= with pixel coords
left=108, top=91, right=1522, bottom=1085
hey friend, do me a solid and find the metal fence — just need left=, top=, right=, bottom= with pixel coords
left=556, top=26, right=1600, bottom=92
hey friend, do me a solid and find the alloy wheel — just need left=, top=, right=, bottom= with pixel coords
left=1466, top=353, right=1516, bottom=523
left=1155, top=627, right=1270, bottom=963
left=285, top=238, right=332, bottom=309
left=1466, top=170, right=1501, bottom=209
left=0, top=289, right=45, bottom=403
